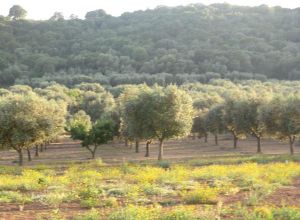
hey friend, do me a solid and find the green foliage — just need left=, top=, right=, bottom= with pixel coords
left=160, top=206, right=197, bottom=220
left=182, top=187, right=218, bottom=204
left=9, top=5, right=27, bottom=20
left=2, top=4, right=300, bottom=86
left=0, top=191, right=31, bottom=204
left=70, top=117, right=115, bottom=158
left=0, top=93, right=66, bottom=165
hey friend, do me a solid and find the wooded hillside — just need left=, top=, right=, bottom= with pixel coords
left=1, top=4, right=300, bottom=87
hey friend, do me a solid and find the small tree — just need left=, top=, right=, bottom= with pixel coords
left=70, top=113, right=115, bottom=159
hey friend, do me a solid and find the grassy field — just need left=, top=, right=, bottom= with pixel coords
left=0, top=156, right=300, bottom=219
left=1, top=137, right=300, bottom=219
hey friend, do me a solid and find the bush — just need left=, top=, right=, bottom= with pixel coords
left=272, top=207, right=300, bottom=220
left=78, top=187, right=103, bottom=200
left=80, top=198, right=100, bottom=209
left=142, top=184, right=164, bottom=196
left=183, top=187, right=218, bottom=204
left=157, top=161, right=171, bottom=170
left=0, top=191, right=31, bottom=204
left=102, top=197, right=118, bottom=207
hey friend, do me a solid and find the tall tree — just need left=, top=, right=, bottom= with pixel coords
left=9, top=5, right=27, bottom=20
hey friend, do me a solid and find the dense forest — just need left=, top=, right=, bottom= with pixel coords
left=1, top=4, right=300, bottom=87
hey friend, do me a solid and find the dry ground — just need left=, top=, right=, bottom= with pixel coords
left=1, top=136, right=300, bottom=219
left=0, top=135, right=300, bottom=166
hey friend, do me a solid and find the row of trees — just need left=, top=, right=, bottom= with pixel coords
left=193, top=95, right=300, bottom=154
left=1, top=4, right=300, bottom=86
left=1, top=80, right=300, bottom=165
left=0, top=93, right=66, bottom=165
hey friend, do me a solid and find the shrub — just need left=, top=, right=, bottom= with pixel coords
left=157, top=161, right=171, bottom=170
left=0, top=191, right=31, bottom=204
left=272, top=207, right=300, bottom=220
left=102, top=197, right=118, bottom=207
left=183, top=187, right=218, bottom=204
left=39, top=192, right=68, bottom=208
left=80, top=198, right=100, bottom=209
left=142, top=184, right=164, bottom=196
left=78, top=187, right=103, bottom=200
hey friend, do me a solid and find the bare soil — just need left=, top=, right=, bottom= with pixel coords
left=1, top=135, right=299, bottom=166
left=264, top=177, right=300, bottom=207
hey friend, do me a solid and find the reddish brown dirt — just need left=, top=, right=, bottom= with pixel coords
left=1, top=135, right=300, bottom=166
left=222, top=191, right=248, bottom=205
left=264, top=177, right=300, bottom=206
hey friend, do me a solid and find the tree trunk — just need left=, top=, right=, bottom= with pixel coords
left=289, top=136, right=295, bottom=155
left=204, top=133, right=208, bottom=143
left=40, top=144, right=44, bottom=152
left=233, top=135, right=238, bottom=149
left=192, top=133, right=196, bottom=140
left=17, top=149, right=23, bottom=166
left=145, top=140, right=151, bottom=157
left=35, top=145, right=39, bottom=157
left=135, top=140, right=139, bottom=153
left=125, top=137, right=128, bottom=147
left=92, top=145, right=98, bottom=159
left=91, top=150, right=96, bottom=159
left=256, top=136, right=262, bottom=153
left=214, top=134, right=218, bottom=146
left=158, top=139, right=164, bottom=160
left=27, top=148, right=31, bottom=162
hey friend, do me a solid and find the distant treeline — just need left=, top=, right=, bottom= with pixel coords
left=1, top=4, right=300, bottom=87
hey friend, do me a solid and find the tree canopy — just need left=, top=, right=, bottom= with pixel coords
left=1, top=4, right=300, bottom=86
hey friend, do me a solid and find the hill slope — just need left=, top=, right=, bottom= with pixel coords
left=1, top=4, right=300, bottom=86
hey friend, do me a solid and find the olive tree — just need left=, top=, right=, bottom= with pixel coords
left=70, top=111, right=115, bottom=159
left=233, top=97, right=268, bottom=153
left=192, top=112, right=209, bottom=142
left=262, top=96, right=300, bottom=155
left=223, top=99, right=246, bottom=148
left=118, top=85, right=147, bottom=152
left=77, top=90, right=116, bottom=122
left=141, top=85, right=194, bottom=160
left=206, top=104, right=226, bottom=145
left=0, top=94, right=66, bottom=165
